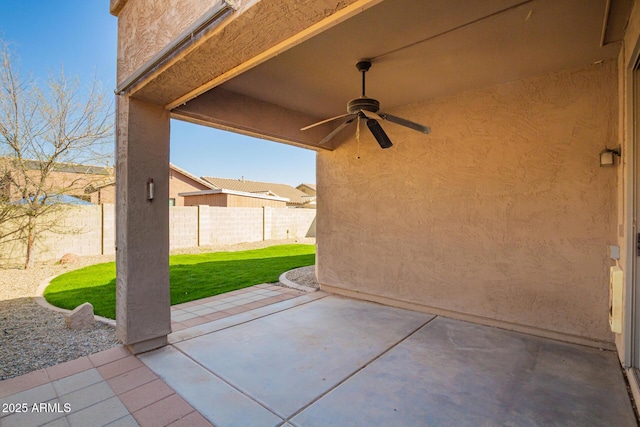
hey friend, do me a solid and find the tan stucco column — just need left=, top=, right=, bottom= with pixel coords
left=115, top=96, right=171, bottom=354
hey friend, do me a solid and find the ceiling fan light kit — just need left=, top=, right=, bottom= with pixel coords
left=301, top=60, right=431, bottom=149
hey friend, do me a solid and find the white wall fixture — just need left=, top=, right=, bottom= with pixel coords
left=600, top=147, right=621, bottom=167
left=147, top=178, right=155, bottom=201
left=610, top=266, right=623, bottom=333
left=610, top=245, right=620, bottom=260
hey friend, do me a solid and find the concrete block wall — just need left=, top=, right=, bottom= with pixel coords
left=197, top=205, right=212, bottom=246
left=102, top=204, right=116, bottom=255
left=47, top=206, right=103, bottom=258
left=268, top=208, right=316, bottom=239
left=0, top=205, right=317, bottom=265
left=169, top=206, right=199, bottom=249
left=0, top=237, right=23, bottom=264
left=263, top=206, right=273, bottom=241
left=207, top=207, right=264, bottom=245
left=0, top=205, right=105, bottom=265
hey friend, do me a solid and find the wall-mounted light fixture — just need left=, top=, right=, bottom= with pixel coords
left=600, top=146, right=621, bottom=167
left=147, top=178, right=154, bottom=201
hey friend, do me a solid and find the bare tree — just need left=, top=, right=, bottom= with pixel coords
left=0, top=41, right=113, bottom=268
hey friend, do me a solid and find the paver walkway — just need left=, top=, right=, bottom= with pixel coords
left=0, top=283, right=307, bottom=427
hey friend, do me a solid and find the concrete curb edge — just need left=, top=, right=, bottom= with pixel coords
left=34, top=274, right=117, bottom=328
left=279, top=267, right=318, bottom=293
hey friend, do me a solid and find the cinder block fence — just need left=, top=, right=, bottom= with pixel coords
left=0, top=204, right=316, bottom=265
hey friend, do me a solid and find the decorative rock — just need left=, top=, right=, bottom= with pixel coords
left=65, top=302, right=95, bottom=329
left=59, top=253, right=77, bottom=265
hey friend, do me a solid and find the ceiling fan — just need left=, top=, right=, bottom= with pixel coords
left=301, top=60, right=431, bottom=149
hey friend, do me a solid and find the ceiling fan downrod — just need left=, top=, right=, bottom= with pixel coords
left=348, top=60, right=379, bottom=115
left=356, top=60, right=371, bottom=97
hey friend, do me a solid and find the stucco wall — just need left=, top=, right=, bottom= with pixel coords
left=183, top=193, right=230, bottom=207
left=1, top=162, right=113, bottom=204
left=614, top=0, right=640, bottom=363
left=114, top=0, right=222, bottom=84
left=89, top=184, right=116, bottom=205
left=183, top=193, right=287, bottom=208
left=169, top=169, right=210, bottom=206
left=317, top=61, right=618, bottom=345
left=227, top=194, right=286, bottom=208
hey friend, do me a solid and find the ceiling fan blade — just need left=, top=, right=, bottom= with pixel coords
left=359, top=109, right=382, bottom=120
left=319, top=117, right=356, bottom=145
left=380, top=113, right=431, bottom=134
left=301, top=113, right=353, bottom=131
left=366, top=119, right=393, bottom=149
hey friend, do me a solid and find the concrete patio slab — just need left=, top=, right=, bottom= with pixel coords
left=291, top=316, right=637, bottom=427
left=142, top=295, right=636, bottom=426
left=172, top=296, right=433, bottom=418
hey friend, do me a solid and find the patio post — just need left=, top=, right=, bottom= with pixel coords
left=115, top=96, right=171, bottom=354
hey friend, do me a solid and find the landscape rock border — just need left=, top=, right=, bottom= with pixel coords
left=34, top=275, right=116, bottom=328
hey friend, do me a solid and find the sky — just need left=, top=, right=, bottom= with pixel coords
left=0, top=1, right=316, bottom=187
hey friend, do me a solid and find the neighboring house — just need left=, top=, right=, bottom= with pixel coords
left=85, top=180, right=115, bottom=204
left=179, top=188, right=288, bottom=208
left=83, top=163, right=215, bottom=206
left=168, top=163, right=217, bottom=206
left=202, top=176, right=316, bottom=208
left=0, top=157, right=113, bottom=204
left=79, top=163, right=305, bottom=208
left=296, top=183, right=316, bottom=197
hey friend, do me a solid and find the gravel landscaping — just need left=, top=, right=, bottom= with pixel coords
left=283, top=265, right=319, bottom=290
left=0, top=238, right=316, bottom=381
left=1, top=254, right=121, bottom=380
left=0, top=299, right=119, bottom=380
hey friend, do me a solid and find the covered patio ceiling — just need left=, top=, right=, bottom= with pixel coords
left=130, top=0, right=632, bottom=150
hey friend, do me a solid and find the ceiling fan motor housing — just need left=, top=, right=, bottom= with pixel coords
left=347, top=97, right=380, bottom=114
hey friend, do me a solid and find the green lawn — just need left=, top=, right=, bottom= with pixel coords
left=43, top=244, right=315, bottom=319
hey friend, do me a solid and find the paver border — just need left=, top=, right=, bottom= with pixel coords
left=34, top=266, right=318, bottom=329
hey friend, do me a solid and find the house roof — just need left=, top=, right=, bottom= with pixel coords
left=84, top=179, right=116, bottom=194
left=169, top=163, right=217, bottom=190
left=297, top=183, right=316, bottom=191
left=201, top=176, right=314, bottom=205
left=83, top=163, right=217, bottom=194
left=1, top=157, right=113, bottom=176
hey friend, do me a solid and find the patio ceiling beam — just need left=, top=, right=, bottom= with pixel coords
left=163, top=0, right=384, bottom=111
left=115, top=0, right=382, bottom=108
left=115, top=0, right=237, bottom=96
left=171, top=88, right=338, bottom=151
